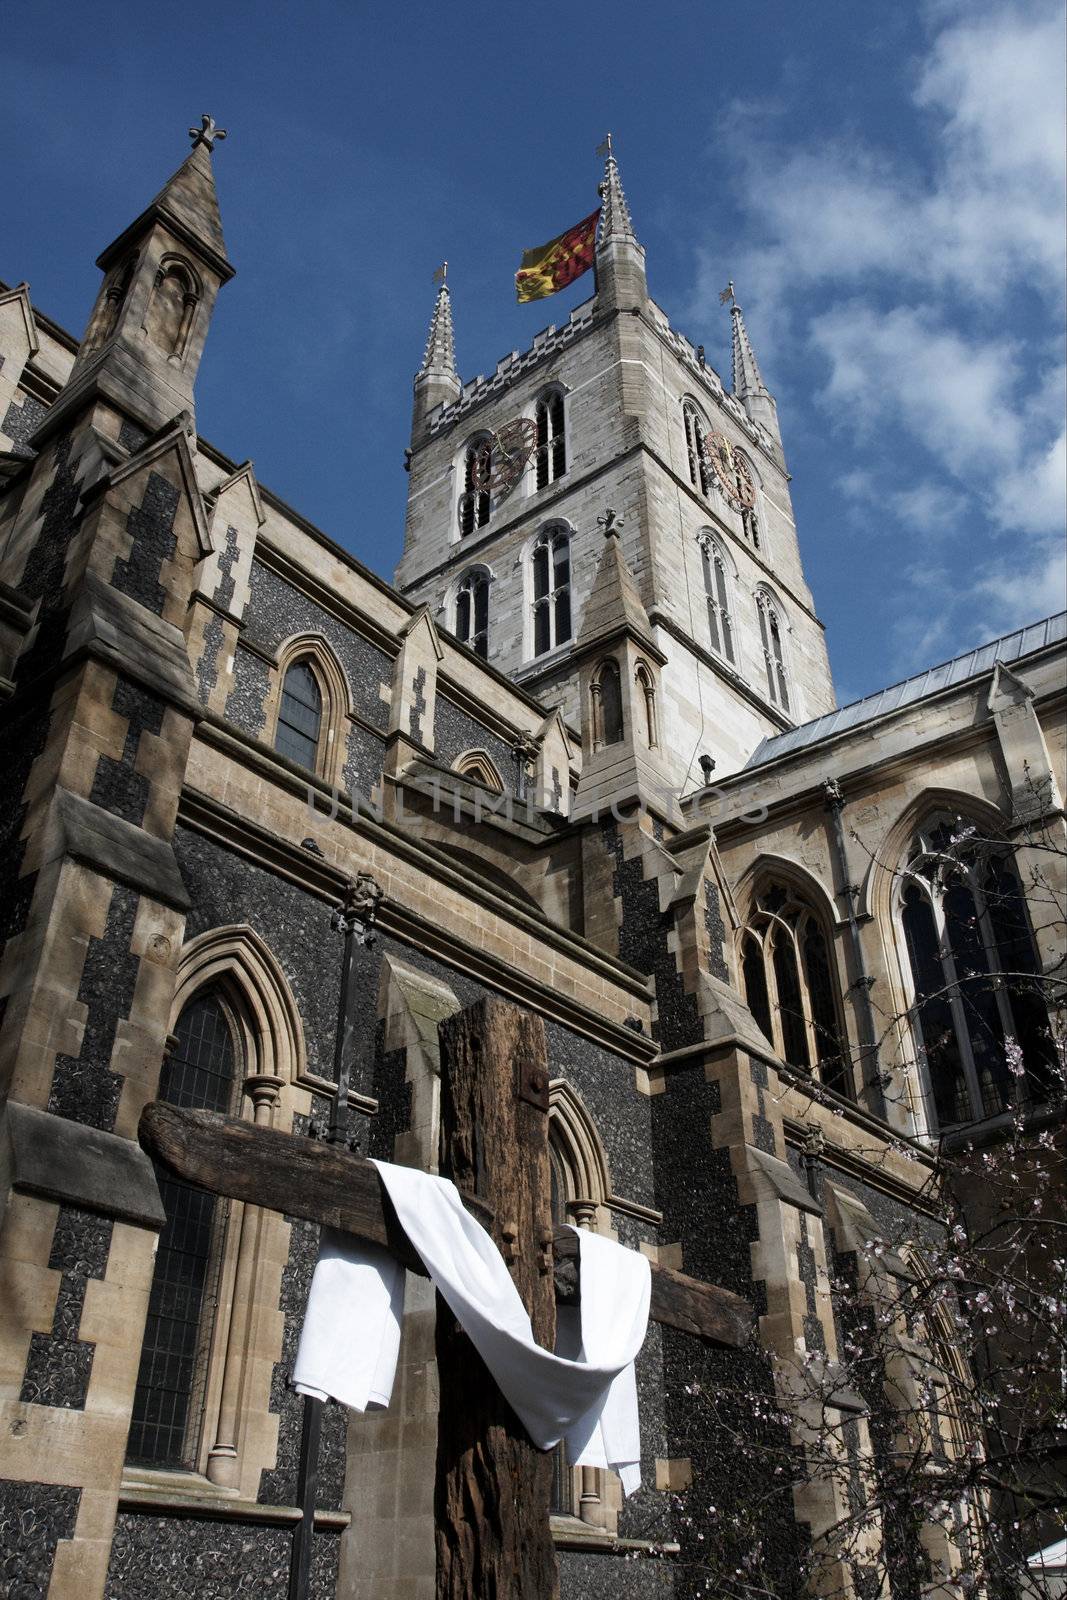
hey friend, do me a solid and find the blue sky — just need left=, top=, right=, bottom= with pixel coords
left=5, top=0, right=1064, bottom=705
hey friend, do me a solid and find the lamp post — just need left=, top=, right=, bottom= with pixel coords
left=288, top=872, right=382, bottom=1600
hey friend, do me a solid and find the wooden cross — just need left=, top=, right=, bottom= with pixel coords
left=140, top=1001, right=752, bottom=1598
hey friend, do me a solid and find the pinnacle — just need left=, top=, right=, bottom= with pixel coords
left=147, top=139, right=229, bottom=265
left=597, top=146, right=636, bottom=246
left=730, top=301, right=767, bottom=399
left=419, top=280, right=458, bottom=381
left=98, top=132, right=233, bottom=278
left=576, top=512, right=655, bottom=653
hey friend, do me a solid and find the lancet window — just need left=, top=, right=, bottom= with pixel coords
left=591, top=658, right=624, bottom=749
left=531, top=526, right=572, bottom=656
left=534, top=389, right=566, bottom=488
left=455, top=568, right=490, bottom=659
left=127, top=991, right=237, bottom=1468
left=635, top=663, right=658, bottom=747
left=683, top=401, right=711, bottom=496
left=735, top=449, right=762, bottom=549
left=458, top=436, right=491, bottom=536
left=757, top=591, right=790, bottom=711
left=899, top=815, right=1053, bottom=1131
left=700, top=536, right=736, bottom=664
left=275, top=659, right=323, bottom=770
left=740, top=880, right=849, bottom=1094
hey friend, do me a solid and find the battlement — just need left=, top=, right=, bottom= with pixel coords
left=425, top=291, right=759, bottom=447
left=426, top=297, right=597, bottom=435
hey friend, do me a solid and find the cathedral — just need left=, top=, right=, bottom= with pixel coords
left=0, top=123, right=1062, bottom=1600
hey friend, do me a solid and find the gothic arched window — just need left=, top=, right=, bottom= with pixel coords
left=455, top=568, right=490, bottom=659
left=734, top=450, right=762, bottom=550
left=756, top=591, right=790, bottom=712
left=683, top=402, right=711, bottom=496
left=741, top=880, right=849, bottom=1094
left=458, top=436, right=491, bottom=537
left=700, top=536, right=736, bottom=664
left=145, top=257, right=199, bottom=360
left=275, top=659, right=323, bottom=770
left=899, top=816, right=1053, bottom=1131
left=128, top=990, right=237, bottom=1468
left=531, top=526, right=572, bottom=657
left=592, top=658, right=624, bottom=749
left=535, top=389, right=566, bottom=489
left=634, top=663, right=658, bottom=748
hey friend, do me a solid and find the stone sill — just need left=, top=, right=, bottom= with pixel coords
left=119, top=1470, right=349, bottom=1530
left=550, top=1515, right=679, bottom=1555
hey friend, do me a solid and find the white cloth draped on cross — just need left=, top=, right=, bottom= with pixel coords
left=293, top=1158, right=652, bottom=1495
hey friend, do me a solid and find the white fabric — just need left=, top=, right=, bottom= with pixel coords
left=292, top=1233, right=403, bottom=1410
left=292, top=1158, right=651, bottom=1494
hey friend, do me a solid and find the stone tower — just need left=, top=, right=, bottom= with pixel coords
left=395, top=141, right=836, bottom=787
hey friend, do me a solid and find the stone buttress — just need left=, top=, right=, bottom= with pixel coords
left=0, top=130, right=232, bottom=1599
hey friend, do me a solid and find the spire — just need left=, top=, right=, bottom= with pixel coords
left=726, top=291, right=782, bottom=456
left=596, top=133, right=636, bottom=246
left=419, top=264, right=458, bottom=381
left=730, top=300, right=766, bottom=401
left=40, top=117, right=235, bottom=441
left=593, top=135, right=647, bottom=313
left=98, top=116, right=233, bottom=284
left=411, top=263, right=461, bottom=443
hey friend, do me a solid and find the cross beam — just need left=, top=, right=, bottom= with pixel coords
left=139, top=1102, right=754, bottom=1349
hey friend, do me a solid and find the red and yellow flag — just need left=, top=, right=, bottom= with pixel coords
left=515, top=208, right=601, bottom=303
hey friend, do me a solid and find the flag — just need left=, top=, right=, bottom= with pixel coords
left=515, top=209, right=601, bottom=303
left=719, top=281, right=735, bottom=305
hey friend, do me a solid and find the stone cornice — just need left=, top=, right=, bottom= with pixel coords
left=707, top=680, right=1067, bottom=838
left=179, top=783, right=657, bottom=1065
left=184, top=723, right=656, bottom=1004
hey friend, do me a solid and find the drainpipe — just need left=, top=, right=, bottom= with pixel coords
left=822, top=777, right=886, bottom=1120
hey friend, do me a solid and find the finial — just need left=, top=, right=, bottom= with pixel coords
left=597, top=507, right=622, bottom=537
left=189, top=114, right=227, bottom=152
left=433, top=261, right=448, bottom=285
left=719, top=280, right=735, bottom=306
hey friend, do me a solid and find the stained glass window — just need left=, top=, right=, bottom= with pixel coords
left=741, top=883, right=849, bottom=1095
left=900, top=816, right=1053, bottom=1130
left=127, top=992, right=236, bottom=1468
left=275, top=661, right=322, bottom=771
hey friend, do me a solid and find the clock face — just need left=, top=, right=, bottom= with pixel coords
left=702, top=431, right=756, bottom=511
left=470, top=418, right=538, bottom=498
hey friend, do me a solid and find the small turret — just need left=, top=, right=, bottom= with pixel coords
left=594, top=136, right=647, bottom=314
left=411, top=264, right=461, bottom=443
left=43, top=117, right=234, bottom=441
left=571, top=509, right=679, bottom=827
left=730, top=297, right=782, bottom=456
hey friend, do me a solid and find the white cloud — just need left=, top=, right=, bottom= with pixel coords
left=698, top=1, right=1066, bottom=313
left=689, top=0, right=1066, bottom=674
left=810, top=303, right=1023, bottom=471
left=969, top=538, right=1067, bottom=638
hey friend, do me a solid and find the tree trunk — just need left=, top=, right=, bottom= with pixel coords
left=435, top=998, right=559, bottom=1600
